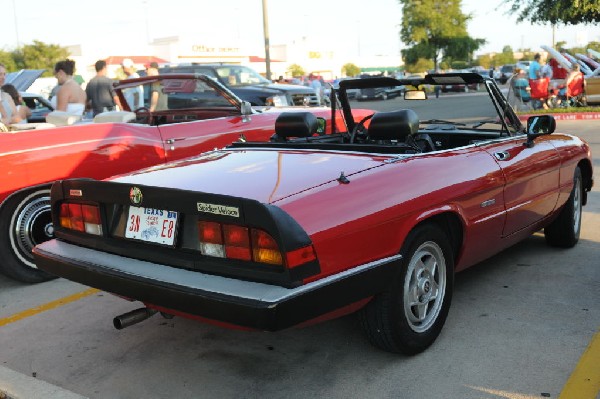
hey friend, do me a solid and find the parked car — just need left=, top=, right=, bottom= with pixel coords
left=33, top=72, right=593, bottom=355
left=5, top=69, right=54, bottom=122
left=20, top=92, right=54, bottom=123
left=499, top=64, right=516, bottom=84
left=440, top=70, right=479, bottom=92
left=355, top=75, right=404, bottom=100
left=585, top=75, right=600, bottom=104
left=516, top=60, right=532, bottom=73
left=1, top=73, right=371, bottom=283
left=159, top=64, right=321, bottom=106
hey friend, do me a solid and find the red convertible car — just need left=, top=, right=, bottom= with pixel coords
left=33, top=73, right=594, bottom=354
left=1, top=73, right=366, bottom=283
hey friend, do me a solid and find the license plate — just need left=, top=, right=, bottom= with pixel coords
left=125, top=206, right=178, bottom=246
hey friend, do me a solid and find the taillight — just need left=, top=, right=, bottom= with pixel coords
left=197, top=221, right=315, bottom=268
left=286, top=245, right=316, bottom=268
left=59, top=202, right=103, bottom=235
left=251, top=229, right=282, bottom=265
left=224, top=225, right=251, bottom=261
left=198, top=221, right=225, bottom=258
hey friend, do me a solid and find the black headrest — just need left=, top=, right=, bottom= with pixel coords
left=367, top=109, right=419, bottom=141
left=274, top=112, right=318, bottom=139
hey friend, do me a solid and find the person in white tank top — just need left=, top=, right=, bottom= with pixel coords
left=51, top=59, right=86, bottom=116
left=50, top=96, right=85, bottom=115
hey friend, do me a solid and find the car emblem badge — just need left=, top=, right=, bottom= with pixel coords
left=129, top=187, right=143, bottom=205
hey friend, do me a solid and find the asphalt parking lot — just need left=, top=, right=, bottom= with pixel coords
left=0, top=116, right=598, bottom=399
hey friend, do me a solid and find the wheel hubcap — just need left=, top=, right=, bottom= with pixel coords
left=573, top=178, right=581, bottom=234
left=404, top=241, right=447, bottom=333
left=12, top=195, right=52, bottom=268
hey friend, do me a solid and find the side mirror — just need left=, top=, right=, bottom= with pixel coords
left=527, top=114, right=556, bottom=135
left=240, top=101, right=252, bottom=115
left=316, top=117, right=326, bottom=135
left=525, top=115, right=556, bottom=148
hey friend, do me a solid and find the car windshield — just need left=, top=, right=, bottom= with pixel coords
left=214, top=66, right=271, bottom=86
left=117, top=76, right=238, bottom=111
left=339, top=73, right=521, bottom=135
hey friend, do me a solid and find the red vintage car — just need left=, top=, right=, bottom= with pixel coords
left=33, top=73, right=594, bottom=354
left=1, top=74, right=369, bottom=283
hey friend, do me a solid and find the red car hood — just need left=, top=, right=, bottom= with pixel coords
left=111, top=149, right=387, bottom=203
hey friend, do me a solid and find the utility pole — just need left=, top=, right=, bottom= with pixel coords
left=262, top=0, right=272, bottom=81
left=12, top=0, right=20, bottom=48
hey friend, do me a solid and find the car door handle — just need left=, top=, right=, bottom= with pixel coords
left=494, top=151, right=511, bottom=161
left=165, top=138, right=187, bottom=144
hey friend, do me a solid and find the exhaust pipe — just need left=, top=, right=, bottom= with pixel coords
left=113, top=307, right=158, bottom=330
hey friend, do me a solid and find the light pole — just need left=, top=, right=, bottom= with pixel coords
left=143, top=0, right=150, bottom=44
left=12, top=0, right=20, bottom=48
left=262, top=0, right=272, bottom=80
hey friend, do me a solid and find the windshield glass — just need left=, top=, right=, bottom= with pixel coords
left=119, top=78, right=235, bottom=111
left=214, top=66, right=271, bottom=86
left=342, top=75, right=520, bottom=135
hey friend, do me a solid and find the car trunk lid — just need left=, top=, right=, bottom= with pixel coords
left=110, top=148, right=388, bottom=203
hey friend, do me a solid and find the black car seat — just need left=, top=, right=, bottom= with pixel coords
left=367, top=109, right=419, bottom=143
left=271, top=112, right=318, bottom=142
left=410, top=133, right=437, bottom=152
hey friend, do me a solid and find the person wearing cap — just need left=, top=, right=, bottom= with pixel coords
left=86, top=60, right=122, bottom=116
left=121, top=58, right=144, bottom=110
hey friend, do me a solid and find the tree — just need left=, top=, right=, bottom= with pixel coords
left=502, top=0, right=600, bottom=25
left=1, top=41, right=70, bottom=76
left=494, top=46, right=516, bottom=65
left=0, top=51, right=17, bottom=71
left=587, top=41, right=600, bottom=52
left=341, top=63, right=360, bottom=77
left=405, top=58, right=434, bottom=74
left=287, top=63, right=305, bottom=78
left=477, top=54, right=494, bottom=69
left=399, top=0, right=485, bottom=70
left=15, top=41, right=70, bottom=76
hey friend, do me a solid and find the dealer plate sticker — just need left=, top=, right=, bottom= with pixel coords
left=125, top=207, right=178, bottom=245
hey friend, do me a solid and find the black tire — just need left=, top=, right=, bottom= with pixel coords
left=359, top=224, right=454, bottom=355
left=544, top=167, right=583, bottom=248
left=0, top=188, right=58, bottom=283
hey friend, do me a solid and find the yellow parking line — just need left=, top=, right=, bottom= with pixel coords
left=0, top=288, right=99, bottom=327
left=559, top=330, right=600, bottom=399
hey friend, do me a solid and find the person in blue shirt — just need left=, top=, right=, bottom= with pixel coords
left=529, top=53, right=542, bottom=80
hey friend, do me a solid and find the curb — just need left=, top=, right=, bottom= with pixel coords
left=0, top=365, right=88, bottom=399
left=517, top=112, right=600, bottom=122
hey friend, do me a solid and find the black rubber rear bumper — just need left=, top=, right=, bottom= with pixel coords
left=33, top=240, right=401, bottom=331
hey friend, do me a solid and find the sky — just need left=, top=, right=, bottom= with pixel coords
left=1, top=0, right=598, bottom=60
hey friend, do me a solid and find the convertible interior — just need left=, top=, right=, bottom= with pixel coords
left=230, top=111, right=506, bottom=154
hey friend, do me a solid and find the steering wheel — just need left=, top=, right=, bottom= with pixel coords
left=133, top=107, right=153, bottom=124
left=349, top=113, right=374, bottom=143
